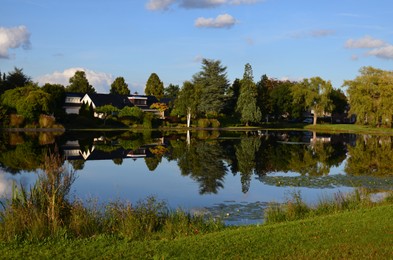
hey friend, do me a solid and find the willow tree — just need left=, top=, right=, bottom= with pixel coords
left=236, top=63, right=261, bottom=126
left=292, top=77, right=333, bottom=125
left=344, top=67, right=393, bottom=127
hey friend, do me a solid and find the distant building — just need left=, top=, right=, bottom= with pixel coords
left=63, top=92, right=165, bottom=118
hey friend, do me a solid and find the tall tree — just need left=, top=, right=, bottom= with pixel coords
left=66, top=71, right=96, bottom=94
left=110, top=77, right=130, bottom=95
left=223, top=78, right=241, bottom=116
left=269, top=80, right=296, bottom=120
left=42, top=83, right=66, bottom=117
left=145, top=73, right=164, bottom=99
left=330, top=88, right=348, bottom=114
left=1, top=67, right=32, bottom=94
left=344, top=67, right=393, bottom=127
left=256, top=75, right=273, bottom=121
left=292, top=77, right=333, bottom=125
left=172, top=81, right=197, bottom=127
left=236, top=63, right=261, bottom=126
left=193, top=59, right=229, bottom=117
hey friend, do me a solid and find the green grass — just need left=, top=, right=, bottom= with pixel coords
left=2, top=204, right=392, bottom=259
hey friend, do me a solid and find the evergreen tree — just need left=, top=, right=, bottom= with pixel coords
left=172, top=81, right=197, bottom=127
left=110, top=77, right=130, bottom=95
left=1, top=67, right=32, bottom=94
left=236, top=63, right=262, bottom=126
left=193, top=59, right=229, bottom=117
left=66, top=71, right=96, bottom=94
left=145, top=73, right=164, bottom=99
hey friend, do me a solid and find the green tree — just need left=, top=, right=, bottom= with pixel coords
left=344, top=67, right=393, bottom=127
left=145, top=73, right=164, bottom=99
left=95, top=105, right=119, bottom=125
left=66, top=71, right=96, bottom=94
left=223, top=78, right=241, bottom=116
left=256, top=75, right=273, bottom=121
left=1, top=84, right=51, bottom=121
left=193, top=59, right=229, bottom=117
left=1, top=67, right=32, bottom=94
left=270, top=80, right=296, bottom=120
left=292, top=77, right=333, bottom=125
left=42, top=83, right=66, bottom=118
left=172, top=81, right=198, bottom=127
left=118, top=106, right=144, bottom=123
left=110, top=77, right=130, bottom=95
left=164, top=84, right=180, bottom=99
left=236, top=63, right=261, bottom=126
left=330, top=88, right=348, bottom=114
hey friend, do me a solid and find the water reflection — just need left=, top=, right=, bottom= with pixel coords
left=1, top=130, right=393, bottom=224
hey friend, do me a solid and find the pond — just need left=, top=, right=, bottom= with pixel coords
left=1, top=129, right=393, bottom=225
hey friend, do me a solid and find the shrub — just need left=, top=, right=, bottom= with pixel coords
left=38, top=115, right=56, bottom=128
left=9, top=114, right=24, bottom=128
left=210, top=119, right=221, bottom=128
left=198, top=118, right=211, bottom=128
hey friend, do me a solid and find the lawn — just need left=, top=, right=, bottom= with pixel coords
left=2, top=204, right=392, bottom=259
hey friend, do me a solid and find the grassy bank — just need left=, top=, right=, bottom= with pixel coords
left=2, top=204, right=392, bottom=259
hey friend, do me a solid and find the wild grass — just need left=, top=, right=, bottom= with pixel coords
left=264, top=189, right=383, bottom=224
left=0, top=152, right=224, bottom=243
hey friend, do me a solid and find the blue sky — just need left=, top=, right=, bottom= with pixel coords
left=1, top=0, right=392, bottom=94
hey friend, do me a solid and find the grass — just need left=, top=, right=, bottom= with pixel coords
left=1, top=203, right=392, bottom=259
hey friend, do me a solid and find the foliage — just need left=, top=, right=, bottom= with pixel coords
left=95, top=105, right=120, bottom=125
left=172, top=81, right=198, bottom=127
left=150, top=102, right=168, bottom=112
left=163, top=84, right=180, bottom=99
left=145, top=73, right=164, bottom=99
left=66, top=71, right=96, bottom=94
left=330, top=88, right=348, bottom=114
left=344, top=66, right=393, bottom=127
left=1, top=85, right=51, bottom=121
left=193, top=59, right=229, bottom=117
left=2, top=198, right=393, bottom=259
left=0, top=67, right=32, bottom=94
left=236, top=63, right=262, bottom=126
left=292, top=77, right=333, bottom=125
left=38, top=115, right=56, bottom=128
left=41, top=83, right=66, bottom=118
left=110, top=77, right=130, bottom=95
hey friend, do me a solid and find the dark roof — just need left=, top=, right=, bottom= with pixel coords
left=65, top=92, right=85, bottom=98
left=88, top=94, right=133, bottom=109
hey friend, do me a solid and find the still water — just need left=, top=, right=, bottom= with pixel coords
left=1, top=130, right=393, bottom=225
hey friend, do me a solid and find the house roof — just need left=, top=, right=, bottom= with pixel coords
left=87, top=93, right=133, bottom=109
left=128, top=94, right=159, bottom=109
left=65, top=92, right=85, bottom=98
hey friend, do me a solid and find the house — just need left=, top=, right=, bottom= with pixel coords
left=63, top=93, right=85, bottom=114
left=64, top=92, right=165, bottom=119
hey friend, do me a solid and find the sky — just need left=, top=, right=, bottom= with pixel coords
left=1, top=0, right=392, bottom=94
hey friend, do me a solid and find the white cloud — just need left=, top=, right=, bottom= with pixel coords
left=195, top=14, right=237, bottom=28
left=345, top=35, right=386, bottom=49
left=0, top=25, right=31, bottom=59
left=367, top=45, right=393, bottom=60
left=310, top=29, right=335, bottom=38
left=146, top=0, right=261, bottom=10
left=146, top=0, right=176, bottom=10
left=345, top=35, right=393, bottom=60
left=36, top=68, right=114, bottom=93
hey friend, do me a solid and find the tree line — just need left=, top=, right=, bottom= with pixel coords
left=1, top=62, right=392, bottom=128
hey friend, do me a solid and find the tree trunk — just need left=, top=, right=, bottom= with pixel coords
left=187, top=108, right=191, bottom=128
left=313, top=113, right=317, bottom=125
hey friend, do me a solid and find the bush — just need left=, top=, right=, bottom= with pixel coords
left=198, top=118, right=211, bottom=128
left=39, top=114, right=56, bottom=128
left=9, top=114, right=25, bottom=128
left=210, top=119, right=221, bottom=128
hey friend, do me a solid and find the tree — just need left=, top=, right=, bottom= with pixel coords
left=145, top=73, right=164, bottom=99
left=236, top=63, right=261, bottom=126
left=42, top=83, right=66, bottom=117
left=270, top=80, right=296, bottom=120
left=66, top=71, right=96, bottom=94
left=164, top=84, right=180, bottom=99
left=1, top=84, right=51, bottom=121
left=110, top=77, right=130, bottom=95
left=330, top=88, right=348, bottom=114
left=292, top=77, right=333, bottom=125
left=223, top=78, right=241, bottom=116
left=118, top=106, right=144, bottom=123
left=193, top=59, right=229, bottom=117
left=95, top=105, right=119, bottom=125
left=344, top=67, right=393, bottom=127
left=172, top=81, right=197, bottom=127
left=0, top=68, right=32, bottom=94
left=256, top=75, right=273, bottom=121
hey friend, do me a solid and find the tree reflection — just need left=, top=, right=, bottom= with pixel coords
left=235, top=137, right=261, bottom=193
left=345, top=135, right=393, bottom=176
left=175, top=139, right=227, bottom=194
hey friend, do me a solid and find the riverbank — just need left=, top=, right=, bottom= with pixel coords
left=2, top=203, right=392, bottom=259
